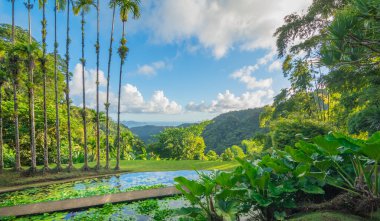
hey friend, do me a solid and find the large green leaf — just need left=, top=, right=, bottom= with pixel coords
left=174, top=176, right=205, bottom=196
left=251, top=192, right=273, bottom=207
left=313, top=136, right=340, bottom=155
left=313, top=160, right=332, bottom=171
left=216, top=200, right=239, bottom=221
left=274, top=211, right=286, bottom=221
left=215, top=171, right=236, bottom=187
left=175, top=207, right=204, bottom=218
left=294, top=163, right=310, bottom=178
left=301, top=185, right=325, bottom=194
left=285, top=146, right=313, bottom=163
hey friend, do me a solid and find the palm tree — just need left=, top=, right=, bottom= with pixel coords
left=25, top=0, right=37, bottom=172
left=9, top=0, right=21, bottom=172
left=115, top=0, right=141, bottom=170
left=105, top=0, right=117, bottom=169
left=73, top=0, right=95, bottom=171
left=95, top=0, right=100, bottom=170
left=65, top=0, right=73, bottom=171
left=13, top=42, right=40, bottom=172
left=54, top=0, right=66, bottom=171
left=0, top=45, right=6, bottom=172
left=38, top=0, right=49, bottom=172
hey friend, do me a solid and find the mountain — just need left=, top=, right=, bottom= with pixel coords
left=130, top=125, right=172, bottom=144
left=130, top=108, right=265, bottom=152
left=123, top=121, right=187, bottom=128
left=202, top=108, right=266, bottom=154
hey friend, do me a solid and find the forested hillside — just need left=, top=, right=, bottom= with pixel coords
left=203, top=108, right=266, bottom=154
left=130, top=125, right=171, bottom=144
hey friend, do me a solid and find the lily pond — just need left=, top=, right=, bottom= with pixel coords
left=0, top=170, right=209, bottom=208
left=3, top=196, right=191, bottom=221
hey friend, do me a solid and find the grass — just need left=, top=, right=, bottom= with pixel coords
left=289, top=211, right=380, bottom=221
left=0, top=160, right=238, bottom=189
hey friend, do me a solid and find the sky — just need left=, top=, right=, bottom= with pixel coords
left=0, top=0, right=312, bottom=123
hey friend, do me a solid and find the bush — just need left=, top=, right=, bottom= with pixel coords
left=205, top=150, right=219, bottom=161
left=231, top=145, right=246, bottom=159
left=221, top=148, right=234, bottom=161
left=270, top=118, right=330, bottom=148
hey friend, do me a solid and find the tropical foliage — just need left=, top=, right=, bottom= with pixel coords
left=175, top=132, right=380, bottom=220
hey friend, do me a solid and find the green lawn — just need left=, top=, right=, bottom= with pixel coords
left=0, top=160, right=238, bottom=189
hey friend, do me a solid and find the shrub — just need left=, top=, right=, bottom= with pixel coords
left=221, top=148, right=234, bottom=161
left=270, top=118, right=330, bottom=148
left=206, top=150, right=219, bottom=161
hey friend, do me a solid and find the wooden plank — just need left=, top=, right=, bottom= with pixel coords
left=0, top=186, right=181, bottom=217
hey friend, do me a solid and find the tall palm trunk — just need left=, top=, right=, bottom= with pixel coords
left=0, top=83, right=3, bottom=172
left=105, top=4, right=116, bottom=170
left=41, top=0, right=49, bottom=172
left=54, top=0, right=62, bottom=170
left=11, top=0, right=21, bottom=172
left=81, top=10, right=89, bottom=171
left=26, top=0, right=37, bottom=172
left=95, top=0, right=100, bottom=170
left=65, top=0, right=73, bottom=171
left=116, top=22, right=126, bottom=171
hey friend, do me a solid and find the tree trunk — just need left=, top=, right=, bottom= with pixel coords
left=65, top=0, right=73, bottom=171
left=13, top=80, right=20, bottom=171
left=95, top=0, right=101, bottom=170
left=81, top=11, right=89, bottom=171
left=54, top=0, right=62, bottom=171
left=105, top=5, right=116, bottom=170
left=116, top=22, right=126, bottom=171
left=42, top=0, right=49, bottom=172
left=27, top=0, right=37, bottom=172
left=12, top=0, right=21, bottom=171
left=0, top=84, right=3, bottom=172
left=11, top=0, right=20, bottom=172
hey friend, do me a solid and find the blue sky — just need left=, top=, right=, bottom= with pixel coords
left=0, top=0, right=312, bottom=122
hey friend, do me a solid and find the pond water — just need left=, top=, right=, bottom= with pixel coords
left=16, top=196, right=191, bottom=221
left=0, top=170, right=210, bottom=207
left=74, top=170, right=209, bottom=191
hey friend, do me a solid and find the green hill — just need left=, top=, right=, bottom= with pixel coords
left=129, top=125, right=172, bottom=144
left=202, top=108, right=266, bottom=154
left=130, top=108, right=265, bottom=154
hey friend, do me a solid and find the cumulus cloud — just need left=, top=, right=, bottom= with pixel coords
left=137, top=61, right=166, bottom=76
left=231, top=65, right=273, bottom=90
left=186, top=90, right=274, bottom=113
left=268, top=60, right=282, bottom=72
left=70, top=63, right=181, bottom=114
left=140, top=0, right=311, bottom=58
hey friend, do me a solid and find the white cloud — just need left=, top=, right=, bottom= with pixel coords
left=140, top=0, right=312, bottom=58
left=186, top=90, right=274, bottom=113
left=70, top=63, right=181, bottom=114
left=137, top=61, right=166, bottom=76
left=231, top=65, right=273, bottom=90
left=268, top=60, right=282, bottom=72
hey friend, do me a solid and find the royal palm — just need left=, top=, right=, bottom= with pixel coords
left=73, top=0, right=95, bottom=171
left=105, top=0, right=118, bottom=169
left=115, top=0, right=141, bottom=170
left=54, top=0, right=67, bottom=171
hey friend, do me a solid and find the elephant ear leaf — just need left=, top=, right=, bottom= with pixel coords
left=301, top=185, right=325, bottom=194
left=313, top=136, right=340, bottom=155
left=175, top=207, right=204, bottom=218
left=358, top=132, right=380, bottom=161
left=215, top=171, right=236, bottom=187
left=360, top=143, right=380, bottom=161
left=251, top=192, right=273, bottom=207
left=174, top=176, right=205, bottom=197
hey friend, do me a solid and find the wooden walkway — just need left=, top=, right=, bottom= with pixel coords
left=0, top=186, right=181, bottom=217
